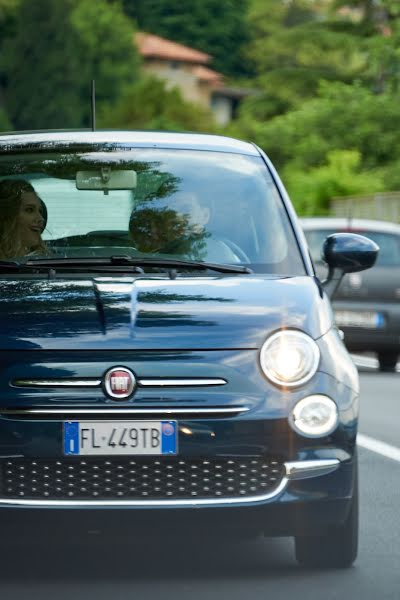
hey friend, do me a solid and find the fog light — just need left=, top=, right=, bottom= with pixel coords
left=290, top=395, right=338, bottom=437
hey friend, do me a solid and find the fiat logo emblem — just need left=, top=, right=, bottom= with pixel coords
left=104, top=367, right=136, bottom=400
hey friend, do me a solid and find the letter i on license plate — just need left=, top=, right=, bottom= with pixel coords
left=63, top=421, right=177, bottom=456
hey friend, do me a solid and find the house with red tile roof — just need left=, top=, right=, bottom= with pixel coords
left=134, top=32, right=249, bottom=125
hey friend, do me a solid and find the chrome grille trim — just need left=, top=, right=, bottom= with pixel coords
left=12, top=377, right=227, bottom=388
left=0, top=459, right=339, bottom=507
left=139, top=378, right=227, bottom=387
left=12, top=379, right=101, bottom=388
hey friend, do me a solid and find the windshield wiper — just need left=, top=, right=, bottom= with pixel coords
left=1, top=256, right=252, bottom=275
left=108, top=256, right=252, bottom=274
left=0, top=257, right=145, bottom=276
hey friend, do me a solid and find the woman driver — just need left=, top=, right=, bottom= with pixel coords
left=0, top=179, right=48, bottom=259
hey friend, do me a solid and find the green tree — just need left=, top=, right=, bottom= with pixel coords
left=233, top=81, right=400, bottom=169
left=0, top=0, right=19, bottom=43
left=0, top=106, right=11, bottom=131
left=3, top=0, right=139, bottom=130
left=284, top=149, right=384, bottom=215
left=3, top=0, right=82, bottom=129
left=70, top=0, right=141, bottom=125
left=243, top=0, right=366, bottom=118
left=232, top=81, right=398, bottom=213
left=98, top=76, right=215, bottom=132
left=122, top=0, right=253, bottom=78
left=333, top=0, right=400, bottom=34
left=0, top=0, right=20, bottom=126
left=330, top=1, right=400, bottom=93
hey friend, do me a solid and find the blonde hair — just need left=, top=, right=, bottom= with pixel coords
left=0, top=179, right=48, bottom=259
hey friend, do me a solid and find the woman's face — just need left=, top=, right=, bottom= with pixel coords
left=17, top=192, right=45, bottom=251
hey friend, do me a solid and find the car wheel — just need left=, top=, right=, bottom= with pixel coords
left=378, top=352, right=398, bottom=372
left=295, top=459, right=358, bottom=568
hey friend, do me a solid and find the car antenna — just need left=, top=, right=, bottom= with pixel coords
left=91, top=79, right=96, bottom=131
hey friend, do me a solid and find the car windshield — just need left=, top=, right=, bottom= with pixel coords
left=0, top=148, right=305, bottom=275
left=304, top=228, right=400, bottom=267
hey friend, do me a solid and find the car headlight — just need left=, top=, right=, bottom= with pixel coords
left=260, top=330, right=320, bottom=387
left=290, top=395, right=338, bottom=437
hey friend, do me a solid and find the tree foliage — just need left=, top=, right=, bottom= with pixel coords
left=285, top=149, right=384, bottom=215
left=98, top=76, right=215, bottom=133
left=122, top=0, right=253, bottom=77
left=0, top=0, right=19, bottom=38
left=3, top=0, right=82, bottom=129
left=2, top=0, right=400, bottom=215
left=232, top=80, right=397, bottom=213
left=3, top=0, right=140, bottom=130
left=241, top=81, right=400, bottom=172
left=244, top=0, right=367, bottom=118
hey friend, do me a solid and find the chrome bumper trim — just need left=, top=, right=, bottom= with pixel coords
left=285, top=459, right=340, bottom=480
left=0, top=459, right=340, bottom=507
left=0, top=407, right=248, bottom=417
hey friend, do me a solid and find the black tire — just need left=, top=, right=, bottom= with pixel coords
left=295, top=459, right=358, bottom=568
left=378, top=352, right=398, bottom=372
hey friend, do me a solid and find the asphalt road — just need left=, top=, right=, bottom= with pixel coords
left=0, top=363, right=398, bottom=600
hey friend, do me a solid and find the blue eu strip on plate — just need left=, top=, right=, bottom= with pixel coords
left=64, top=421, right=80, bottom=455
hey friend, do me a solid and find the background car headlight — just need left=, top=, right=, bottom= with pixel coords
left=290, top=395, right=339, bottom=437
left=260, top=329, right=320, bottom=387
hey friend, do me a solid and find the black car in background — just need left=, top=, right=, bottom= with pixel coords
left=301, top=218, right=400, bottom=372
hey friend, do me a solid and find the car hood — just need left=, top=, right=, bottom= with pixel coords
left=0, top=275, right=331, bottom=350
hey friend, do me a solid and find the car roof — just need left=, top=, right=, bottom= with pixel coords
left=300, top=217, right=400, bottom=234
left=0, top=130, right=259, bottom=156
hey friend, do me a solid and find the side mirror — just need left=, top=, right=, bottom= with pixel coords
left=321, top=233, right=379, bottom=297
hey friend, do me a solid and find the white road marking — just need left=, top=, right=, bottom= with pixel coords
left=352, top=355, right=378, bottom=369
left=351, top=354, right=400, bottom=372
left=357, top=433, right=400, bottom=463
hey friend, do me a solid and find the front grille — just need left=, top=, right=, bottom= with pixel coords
left=0, top=457, right=284, bottom=501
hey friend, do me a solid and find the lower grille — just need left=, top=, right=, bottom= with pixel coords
left=0, top=457, right=284, bottom=501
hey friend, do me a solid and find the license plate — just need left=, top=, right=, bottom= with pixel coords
left=334, top=310, right=385, bottom=329
left=63, top=421, right=177, bottom=456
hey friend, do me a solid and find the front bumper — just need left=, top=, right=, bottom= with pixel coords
left=0, top=453, right=356, bottom=538
left=0, top=460, right=356, bottom=541
left=0, top=457, right=339, bottom=508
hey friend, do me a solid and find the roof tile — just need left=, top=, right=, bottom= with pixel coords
left=135, top=32, right=211, bottom=64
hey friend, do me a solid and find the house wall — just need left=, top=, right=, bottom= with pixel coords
left=210, top=96, right=233, bottom=126
left=142, top=60, right=211, bottom=107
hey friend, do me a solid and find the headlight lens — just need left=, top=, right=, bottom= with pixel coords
left=291, top=395, right=338, bottom=437
left=260, top=330, right=320, bottom=387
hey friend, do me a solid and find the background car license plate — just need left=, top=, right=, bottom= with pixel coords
left=64, top=421, right=177, bottom=456
left=334, top=310, right=385, bottom=329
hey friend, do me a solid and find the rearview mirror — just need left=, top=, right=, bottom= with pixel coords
left=76, top=168, right=137, bottom=194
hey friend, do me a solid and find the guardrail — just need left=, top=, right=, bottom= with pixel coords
left=330, top=191, right=400, bottom=223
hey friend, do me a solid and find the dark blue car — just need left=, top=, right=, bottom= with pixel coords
left=0, top=131, right=378, bottom=567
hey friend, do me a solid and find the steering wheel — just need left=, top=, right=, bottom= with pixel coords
left=220, top=238, right=251, bottom=263
left=146, top=237, right=251, bottom=264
